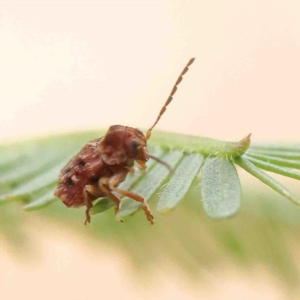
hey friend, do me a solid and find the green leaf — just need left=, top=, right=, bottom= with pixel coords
left=117, top=151, right=183, bottom=219
left=23, top=187, right=57, bottom=211
left=251, top=144, right=300, bottom=152
left=246, top=153, right=300, bottom=169
left=246, top=155, right=300, bottom=181
left=4, top=131, right=300, bottom=284
left=0, top=158, right=69, bottom=204
left=0, top=147, right=73, bottom=190
left=157, top=153, right=204, bottom=213
left=200, top=157, right=241, bottom=219
left=247, top=149, right=300, bottom=160
left=235, top=156, right=300, bottom=206
left=90, top=197, right=114, bottom=215
left=2, top=129, right=300, bottom=224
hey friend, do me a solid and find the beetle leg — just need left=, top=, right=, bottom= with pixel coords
left=99, top=178, right=122, bottom=214
left=83, top=185, right=104, bottom=225
left=136, top=160, right=147, bottom=170
left=83, top=187, right=94, bottom=225
left=108, top=171, right=154, bottom=224
left=126, top=166, right=135, bottom=174
left=114, top=189, right=154, bottom=224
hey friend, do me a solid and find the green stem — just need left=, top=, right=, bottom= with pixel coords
left=235, top=156, right=300, bottom=206
left=246, top=155, right=300, bottom=180
left=246, top=153, right=300, bottom=169
left=150, top=132, right=251, bottom=158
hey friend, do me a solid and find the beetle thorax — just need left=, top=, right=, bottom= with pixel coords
left=97, top=125, right=149, bottom=166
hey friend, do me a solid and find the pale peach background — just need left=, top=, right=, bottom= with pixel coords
left=1, top=0, right=300, bottom=299
left=1, top=0, right=300, bottom=144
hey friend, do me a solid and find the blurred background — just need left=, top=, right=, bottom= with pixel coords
left=1, top=0, right=300, bottom=299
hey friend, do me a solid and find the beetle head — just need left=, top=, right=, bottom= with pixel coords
left=124, top=127, right=172, bottom=171
left=98, top=125, right=148, bottom=165
left=124, top=127, right=149, bottom=161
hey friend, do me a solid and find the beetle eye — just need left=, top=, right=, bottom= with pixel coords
left=129, top=139, right=139, bottom=158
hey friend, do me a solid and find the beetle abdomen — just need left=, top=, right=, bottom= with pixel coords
left=54, top=138, right=107, bottom=207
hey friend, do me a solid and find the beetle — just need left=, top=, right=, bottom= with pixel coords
left=54, top=58, right=195, bottom=225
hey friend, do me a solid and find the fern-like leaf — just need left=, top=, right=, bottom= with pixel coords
left=1, top=130, right=300, bottom=223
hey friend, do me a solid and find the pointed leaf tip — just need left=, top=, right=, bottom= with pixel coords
left=236, top=133, right=252, bottom=154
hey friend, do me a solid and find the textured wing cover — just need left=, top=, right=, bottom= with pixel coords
left=54, top=138, right=107, bottom=207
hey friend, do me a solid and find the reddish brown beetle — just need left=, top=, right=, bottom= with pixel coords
left=54, top=58, right=195, bottom=224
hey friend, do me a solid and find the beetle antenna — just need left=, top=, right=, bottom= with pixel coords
left=146, top=57, right=195, bottom=141
left=148, top=154, right=174, bottom=173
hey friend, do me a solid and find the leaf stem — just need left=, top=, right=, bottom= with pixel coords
left=150, top=132, right=251, bottom=158
left=245, top=155, right=300, bottom=181
left=235, top=156, right=300, bottom=206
